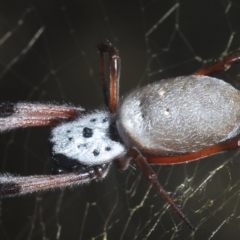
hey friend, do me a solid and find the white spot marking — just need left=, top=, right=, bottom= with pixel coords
left=159, top=87, right=166, bottom=96
left=164, top=108, right=171, bottom=117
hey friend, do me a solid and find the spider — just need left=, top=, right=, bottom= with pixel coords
left=1, top=43, right=240, bottom=231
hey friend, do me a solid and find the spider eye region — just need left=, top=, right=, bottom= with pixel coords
left=50, top=111, right=126, bottom=165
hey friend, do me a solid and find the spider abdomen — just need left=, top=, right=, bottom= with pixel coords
left=117, top=75, right=240, bottom=155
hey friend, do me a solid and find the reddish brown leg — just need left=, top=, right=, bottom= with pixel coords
left=0, top=102, right=86, bottom=131
left=97, top=43, right=120, bottom=113
left=0, top=163, right=110, bottom=198
left=119, top=148, right=195, bottom=231
left=146, top=136, right=240, bottom=165
left=193, top=51, right=240, bottom=76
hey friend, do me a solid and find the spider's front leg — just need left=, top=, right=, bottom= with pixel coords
left=97, top=43, right=120, bottom=114
left=0, top=102, right=86, bottom=131
left=0, top=163, right=110, bottom=198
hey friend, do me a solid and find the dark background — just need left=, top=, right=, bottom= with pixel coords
left=1, top=1, right=240, bottom=239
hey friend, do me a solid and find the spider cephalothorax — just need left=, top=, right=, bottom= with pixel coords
left=50, top=111, right=126, bottom=173
left=51, top=111, right=126, bottom=165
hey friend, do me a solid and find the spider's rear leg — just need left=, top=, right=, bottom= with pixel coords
left=0, top=102, right=86, bottom=131
left=146, top=136, right=240, bottom=164
left=193, top=51, right=240, bottom=76
left=118, top=148, right=195, bottom=231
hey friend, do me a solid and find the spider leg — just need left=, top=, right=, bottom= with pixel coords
left=98, top=44, right=109, bottom=107
left=0, top=163, right=110, bottom=198
left=97, top=43, right=120, bottom=113
left=192, top=51, right=240, bottom=76
left=146, top=136, right=240, bottom=165
left=0, top=102, right=86, bottom=131
left=118, top=148, right=195, bottom=231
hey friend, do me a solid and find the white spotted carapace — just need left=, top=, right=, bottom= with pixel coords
left=51, top=111, right=126, bottom=165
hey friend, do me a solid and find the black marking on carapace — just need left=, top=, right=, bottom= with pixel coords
left=52, top=153, right=84, bottom=174
left=0, top=102, right=15, bottom=117
left=83, top=127, right=93, bottom=138
left=68, top=137, right=73, bottom=141
left=105, top=147, right=111, bottom=151
left=90, top=118, right=96, bottom=122
left=108, top=123, right=123, bottom=143
left=67, top=130, right=71, bottom=133
left=93, top=149, right=100, bottom=156
left=102, top=117, right=108, bottom=123
left=51, top=153, right=108, bottom=175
